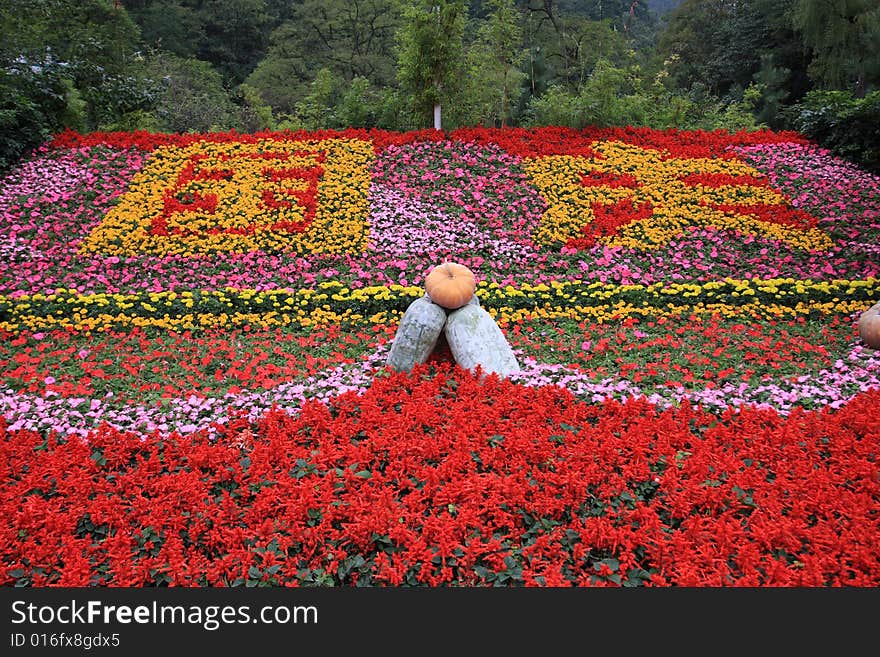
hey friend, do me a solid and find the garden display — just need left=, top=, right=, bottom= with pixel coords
left=1, top=125, right=878, bottom=586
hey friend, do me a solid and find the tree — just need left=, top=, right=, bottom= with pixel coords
left=656, top=0, right=808, bottom=103
left=242, top=25, right=308, bottom=115
left=195, top=0, right=271, bottom=84
left=0, top=0, right=150, bottom=168
left=790, top=0, right=880, bottom=96
left=1, top=0, right=142, bottom=75
left=142, top=51, right=240, bottom=132
left=523, top=2, right=635, bottom=89
left=124, top=0, right=202, bottom=58
left=650, top=0, right=684, bottom=15
left=245, top=0, right=400, bottom=116
left=290, top=67, right=342, bottom=130
left=465, top=0, right=526, bottom=126
left=396, top=0, right=468, bottom=130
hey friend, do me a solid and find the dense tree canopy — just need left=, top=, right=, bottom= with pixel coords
left=790, top=0, right=880, bottom=96
left=1, top=0, right=877, bottom=172
left=245, top=0, right=400, bottom=115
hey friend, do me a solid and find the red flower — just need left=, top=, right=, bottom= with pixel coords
left=2, top=367, right=878, bottom=587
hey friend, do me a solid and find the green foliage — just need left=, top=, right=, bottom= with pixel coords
left=289, top=68, right=342, bottom=132
left=2, top=0, right=142, bottom=75
left=72, top=63, right=158, bottom=130
left=523, top=58, right=764, bottom=132
left=370, top=87, right=421, bottom=131
left=576, top=59, right=644, bottom=127
left=274, top=80, right=409, bottom=132
left=650, top=0, right=684, bottom=14
left=522, top=11, right=635, bottom=90
left=0, top=56, right=110, bottom=173
left=0, top=68, right=56, bottom=173
left=98, top=109, right=162, bottom=133
left=0, top=0, right=159, bottom=169
left=520, top=44, right=551, bottom=107
left=125, top=0, right=202, bottom=58
left=235, top=83, right=276, bottom=132
left=789, top=0, right=880, bottom=95
left=784, top=89, right=880, bottom=173
left=142, top=51, right=240, bottom=133
left=463, top=0, right=526, bottom=127
left=711, top=84, right=766, bottom=132
left=522, top=83, right=588, bottom=128
left=194, top=0, right=271, bottom=84
left=396, top=0, right=468, bottom=128
left=528, top=0, right=655, bottom=37
left=270, top=69, right=410, bottom=131
left=242, top=30, right=304, bottom=117
left=57, top=78, right=87, bottom=133
left=337, top=77, right=381, bottom=129
left=752, top=53, right=791, bottom=128
left=657, top=0, right=799, bottom=99
left=244, top=0, right=401, bottom=116
left=0, top=1, right=56, bottom=66
left=525, top=61, right=650, bottom=130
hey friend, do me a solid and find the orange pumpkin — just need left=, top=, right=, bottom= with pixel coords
left=424, top=262, right=476, bottom=309
left=859, top=302, right=880, bottom=349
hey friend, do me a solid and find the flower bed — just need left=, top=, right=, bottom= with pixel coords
left=4, top=365, right=879, bottom=587
left=1, top=125, right=878, bottom=586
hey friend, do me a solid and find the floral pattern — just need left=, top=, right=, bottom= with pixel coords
left=1, top=126, right=878, bottom=587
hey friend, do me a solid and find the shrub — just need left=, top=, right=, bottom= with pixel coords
left=143, top=52, right=241, bottom=133
left=0, top=60, right=85, bottom=173
left=784, top=90, right=880, bottom=173
left=523, top=60, right=764, bottom=133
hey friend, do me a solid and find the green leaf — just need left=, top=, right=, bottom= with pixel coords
left=90, top=448, right=106, bottom=466
left=733, top=485, right=758, bottom=508
left=594, top=558, right=620, bottom=572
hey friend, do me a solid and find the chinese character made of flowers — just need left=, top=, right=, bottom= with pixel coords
left=79, top=137, right=374, bottom=256
left=525, top=140, right=832, bottom=252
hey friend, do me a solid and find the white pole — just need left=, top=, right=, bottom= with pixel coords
left=433, top=5, right=442, bottom=131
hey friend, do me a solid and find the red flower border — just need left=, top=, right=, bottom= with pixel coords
left=3, top=364, right=878, bottom=587
left=48, top=125, right=810, bottom=158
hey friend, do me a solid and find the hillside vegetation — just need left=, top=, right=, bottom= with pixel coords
left=2, top=1, right=878, bottom=173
